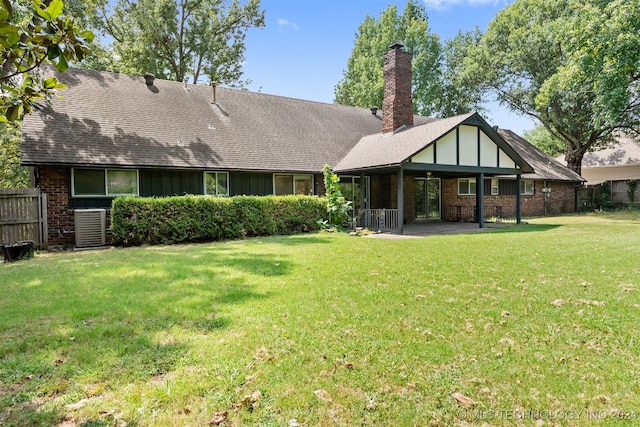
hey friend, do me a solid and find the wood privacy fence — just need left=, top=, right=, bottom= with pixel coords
left=0, top=189, right=47, bottom=249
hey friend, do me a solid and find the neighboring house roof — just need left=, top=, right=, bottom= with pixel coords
left=498, top=129, right=585, bottom=182
left=21, top=67, right=397, bottom=173
left=582, top=134, right=640, bottom=168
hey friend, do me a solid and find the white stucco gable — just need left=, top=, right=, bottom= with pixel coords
left=410, top=125, right=518, bottom=170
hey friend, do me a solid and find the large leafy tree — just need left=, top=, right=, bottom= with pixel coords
left=523, top=125, right=565, bottom=158
left=0, top=0, right=94, bottom=122
left=91, top=0, right=265, bottom=85
left=464, top=0, right=640, bottom=175
left=334, top=0, right=482, bottom=117
left=0, top=121, right=30, bottom=187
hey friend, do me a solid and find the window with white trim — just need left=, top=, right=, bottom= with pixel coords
left=458, top=178, right=476, bottom=195
left=72, top=168, right=139, bottom=197
left=274, top=174, right=313, bottom=195
left=204, top=171, right=229, bottom=196
left=491, top=178, right=499, bottom=195
left=521, top=179, right=534, bottom=195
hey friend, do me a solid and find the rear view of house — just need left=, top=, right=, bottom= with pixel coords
left=21, top=45, right=583, bottom=249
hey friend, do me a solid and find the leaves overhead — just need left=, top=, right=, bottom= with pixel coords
left=0, top=0, right=94, bottom=122
left=463, top=0, right=640, bottom=174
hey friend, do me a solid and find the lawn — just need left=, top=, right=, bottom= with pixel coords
left=1, top=212, right=640, bottom=426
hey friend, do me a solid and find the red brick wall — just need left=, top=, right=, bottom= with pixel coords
left=441, top=178, right=577, bottom=218
left=37, top=166, right=74, bottom=248
left=373, top=173, right=416, bottom=224
left=382, top=46, right=413, bottom=134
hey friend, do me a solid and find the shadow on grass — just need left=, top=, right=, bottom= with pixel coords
left=485, top=223, right=563, bottom=234
left=0, top=400, right=63, bottom=427
left=0, top=242, right=292, bottom=426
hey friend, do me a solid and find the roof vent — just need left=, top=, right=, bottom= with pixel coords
left=370, top=106, right=378, bottom=115
left=143, top=73, right=155, bottom=86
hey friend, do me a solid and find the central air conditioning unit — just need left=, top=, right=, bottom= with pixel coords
left=74, top=209, right=106, bottom=248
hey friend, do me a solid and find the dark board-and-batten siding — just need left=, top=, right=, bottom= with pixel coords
left=69, top=170, right=276, bottom=210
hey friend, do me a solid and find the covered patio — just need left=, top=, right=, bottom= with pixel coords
left=335, top=112, right=535, bottom=234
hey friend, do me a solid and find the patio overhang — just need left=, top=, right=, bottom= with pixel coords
left=334, top=112, right=534, bottom=234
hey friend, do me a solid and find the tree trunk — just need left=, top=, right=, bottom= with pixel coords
left=564, top=151, right=584, bottom=176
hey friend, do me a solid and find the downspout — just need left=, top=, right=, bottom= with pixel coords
left=544, top=180, right=548, bottom=216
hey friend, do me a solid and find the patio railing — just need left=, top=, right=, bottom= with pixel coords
left=353, top=209, right=400, bottom=232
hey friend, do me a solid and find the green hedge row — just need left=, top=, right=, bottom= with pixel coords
left=110, top=195, right=328, bottom=246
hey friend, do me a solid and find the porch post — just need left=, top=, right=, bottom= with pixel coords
left=477, top=173, right=485, bottom=228
left=397, top=167, right=404, bottom=234
left=359, top=173, right=366, bottom=209
left=516, top=174, right=522, bottom=224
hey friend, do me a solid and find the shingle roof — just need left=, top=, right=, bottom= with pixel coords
left=20, top=67, right=580, bottom=183
left=333, top=113, right=471, bottom=172
left=334, top=112, right=540, bottom=175
left=498, top=129, right=584, bottom=182
left=581, top=134, right=640, bottom=167
left=21, top=67, right=386, bottom=172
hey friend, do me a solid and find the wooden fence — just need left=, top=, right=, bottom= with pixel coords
left=0, top=189, right=47, bottom=249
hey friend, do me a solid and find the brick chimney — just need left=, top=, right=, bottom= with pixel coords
left=382, top=43, right=413, bottom=134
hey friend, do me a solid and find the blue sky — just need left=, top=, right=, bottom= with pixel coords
left=241, top=0, right=537, bottom=135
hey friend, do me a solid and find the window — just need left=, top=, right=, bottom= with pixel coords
left=458, top=178, right=476, bottom=195
left=491, top=178, right=499, bottom=195
left=521, top=179, right=534, bottom=195
left=274, top=174, right=313, bottom=195
left=204, top=171, right=229, bottom=196
left=338, top=176, right=369, bottom=209
left=72, top=168, right=138, bottom=196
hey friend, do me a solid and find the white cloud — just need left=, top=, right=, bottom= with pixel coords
left=277, top=18, right=299, bottom=30
left=422, top=0, right=505, bottom=11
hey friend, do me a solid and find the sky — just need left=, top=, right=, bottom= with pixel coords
left=241, top=0, right=537, bottom=135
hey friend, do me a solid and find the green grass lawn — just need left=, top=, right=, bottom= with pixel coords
left=2, top=212, right=640, bottom=426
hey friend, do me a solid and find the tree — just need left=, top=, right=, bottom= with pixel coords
left=463, top=0, right=640, bottom=175
left=523, top=125, right=565, bottom=158
left=334, top=0, right=482, bottom=117
left=92, top=0, right=265, bottom=85
left=0, top=121, right=30, bottom=187
left=322, top=164, right=351, bottom=230
left=0, top=0, right=94, bottom=122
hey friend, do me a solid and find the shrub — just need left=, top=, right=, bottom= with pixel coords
left=110, top=195, right=328, bottom=246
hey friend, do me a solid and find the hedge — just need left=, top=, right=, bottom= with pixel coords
left=110, top=195, right=328, bottom=246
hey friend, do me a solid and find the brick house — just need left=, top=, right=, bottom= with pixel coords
left=21, top=45, right=583, bottom=248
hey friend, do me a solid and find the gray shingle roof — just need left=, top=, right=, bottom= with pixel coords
left=581, top=134, right=640, bottom=167
left=498, top=129, right=584, bottom=182
left=334, top=112, right=539, bottom=175
left=21, top=67, right=385, bottom=172
left=333, top=113, right=471, bottom=172
left=20, top=67, right=581, bottom=183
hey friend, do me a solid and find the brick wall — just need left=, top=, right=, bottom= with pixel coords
left=371, top=173, right=416, bottom=223
left=382, top=45, right=413, bottom=134
left=442, top=178, right=577, bottom=218
left=37, top=166, right=74, bottom=248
